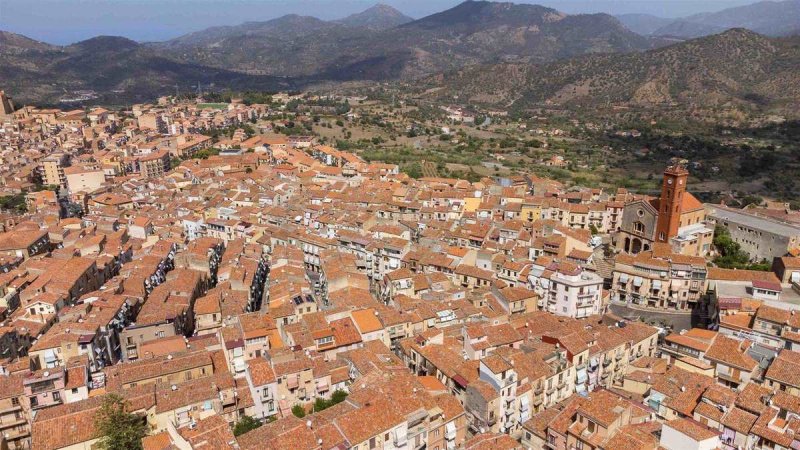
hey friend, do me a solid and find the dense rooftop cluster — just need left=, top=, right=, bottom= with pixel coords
left=0, top=94, right=799, bottom=449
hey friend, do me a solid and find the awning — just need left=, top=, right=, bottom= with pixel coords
left=520, top=395, right=530, bottom=412
left=316, top=379, right=329, bottom=391
left=576, top=383, right=587, bottom=397
left=234, top=359, right=246, bottom=373
left=792, top=272, right=800, bottom=283
left=445, top=421, right=457, bottom=435
left=633, top=276, right=643, bottom=287
left=576, top=368, right=588, bottom=384
left=652, top=280, right=662, bottom=290
left=287, top=375, right=299, bottom=389
left=43, top=349, right=57, bottom=363
left=394, top=427, right=408, bottom=445
left=589, top=357, right=598, bottom=368
left=619, top=274, right=629, bottom=283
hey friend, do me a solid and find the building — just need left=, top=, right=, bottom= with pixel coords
left=706, top=204, right=800, bottom=262
left=617, top=165, right=712, bottom=257
left=64, top=166, right=105, bottom=195
left=39, top=153, right=70, bottom=187
left=138, top=150, right=171, bottom=179
left=528, top=259, right=604, bottom=319
left=611, top=247, right=706, bottom=312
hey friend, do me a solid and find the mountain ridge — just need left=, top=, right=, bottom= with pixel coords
left=423, top=28, right=800, bottom=117
left=335, top=4, right=413, bottom=30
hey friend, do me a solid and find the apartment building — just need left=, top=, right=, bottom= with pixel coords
left=612, top=247, right=707, bottom=312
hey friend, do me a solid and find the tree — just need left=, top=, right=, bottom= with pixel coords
left=403, top=162, right=423, bottom=179
left=712, top=225, right=768, bottom=270
left=291, top=404, right=306, bottom=418
left=233, top=415, right=262, bottom=436
left=330, top=390, right=348, bottom=404
left=589, top=224, right=599, bottom=236
left=94, top=394, right=148, bottom=450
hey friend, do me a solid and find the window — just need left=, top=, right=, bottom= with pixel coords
left=53, top=391, right=61, bottom=402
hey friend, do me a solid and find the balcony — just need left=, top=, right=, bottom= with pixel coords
left=0, top=417, right=27, bottom=430
left=3, top=427, right=29, bottom=441
left=534, top=385, right=543, bottom=395
left=615, top=353, right=623, bottom=361
left=0, top=404, right=21, bottom=415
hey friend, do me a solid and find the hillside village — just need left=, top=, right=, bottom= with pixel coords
left=1, top=90, right=800, bottom=450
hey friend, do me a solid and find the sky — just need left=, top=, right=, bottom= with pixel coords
left=0, top=0, right=760, bottom=45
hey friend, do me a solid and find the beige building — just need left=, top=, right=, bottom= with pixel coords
left=39, top=153, right=70, bottom=187
left=612, top=246, right=707, bottom=312
left=65, top=166, right=105, bottom=194
left=139, top=150, right=170, bottom=179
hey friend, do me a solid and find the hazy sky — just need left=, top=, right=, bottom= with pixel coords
left=1, top=0, right=759, bottom=45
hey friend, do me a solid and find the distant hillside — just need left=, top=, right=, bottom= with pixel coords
left=0, top=33, right=294, bottom=105
left=651, top=0, right=800, bottom=38
left=615, top=14, right=684, bottom=36
left=9, top=0, right=796, bottom=107
left=425, top=29, right=800, bottom=117
left=159, top=1, right=650, bottom=80
left=335, top=4, right=412, bottom=30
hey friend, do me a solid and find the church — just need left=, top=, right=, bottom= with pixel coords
left=616, top=165, right=713, bottom=258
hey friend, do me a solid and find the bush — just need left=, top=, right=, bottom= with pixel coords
left=233, top=415, right=262, bottom=436
left=291, top=404, right=306, bottom=418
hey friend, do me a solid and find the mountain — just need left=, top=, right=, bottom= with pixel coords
left=335, top=4, right=412, bottom=30
left=425, top=29, right=800, bottom=117
left=652, top=0, right=800, bottom=38
left=615, top=13, right=679, bottom=36
left=0, top=32, right=294, bottom=105
left=0, top=1, right=661, bottom=104
left=160, top=1, right=650, bottom=80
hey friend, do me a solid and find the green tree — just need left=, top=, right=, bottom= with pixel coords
left=712, top=225, right=768, bottom=270
left=403, top=162, right=423, bottom=179
left=94, top=394, right=148, bottom=450
left=233, top=415, right=262, bottom=436
left=589, top=224, right=599, bottom=236
left=291, top=404, right=306, bottom=418
left=330, top=390, right=348, bottom=404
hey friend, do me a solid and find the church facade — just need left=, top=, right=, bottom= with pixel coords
left=616, top=165, right=712, bottom=258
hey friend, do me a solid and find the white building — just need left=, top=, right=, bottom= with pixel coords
left=529, top=259, right=604, bottom=318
